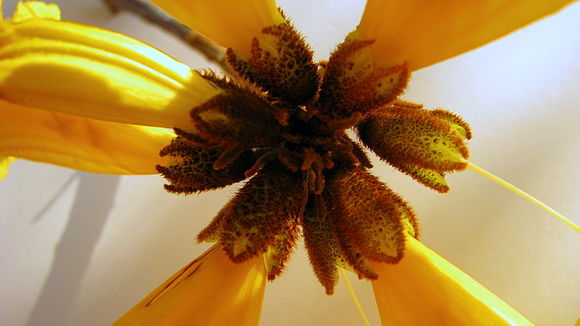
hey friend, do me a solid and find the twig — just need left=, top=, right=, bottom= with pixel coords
left=103, top=0, right=230, bottom=72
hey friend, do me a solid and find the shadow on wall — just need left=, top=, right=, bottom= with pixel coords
left=26, top=173, right=120, bottom=326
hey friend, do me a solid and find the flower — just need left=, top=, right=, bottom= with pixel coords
left=115, top=244, right=266, bottom=326
left=2, top=0, right=576, bottom=326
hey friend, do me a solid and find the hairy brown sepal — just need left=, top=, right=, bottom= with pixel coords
left=357, top=104, right=471, bottom=192
left=318, top=39, right=409, bottom=119
left=227, top=22, right=319, bottom=105
left=191, top=85, right=283, bottom=148
left=396, top=162, right=450, bottom=193
left=201, top=163, right=306, bottom=263
left=431, top=109, right=472, bottom=140
left=264, top=223, right=300, bottom=280
left=302, top=195, right=346, bottom=294
left=156, top=137, right=255, bottom=194
left=328, top=166, right=411, bottom=266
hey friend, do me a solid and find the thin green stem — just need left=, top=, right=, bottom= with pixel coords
left=466, top=160, right=579, bottom=234
left=339, top=268, right=371, bottom=326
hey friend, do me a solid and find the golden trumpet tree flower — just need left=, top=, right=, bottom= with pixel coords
left=0, top=0, right=578, bottom=325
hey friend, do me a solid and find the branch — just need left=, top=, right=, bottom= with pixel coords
left=103, top=0, right=230, bottom=72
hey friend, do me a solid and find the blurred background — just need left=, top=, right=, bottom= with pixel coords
left=0, top=0, right=578, bottom=325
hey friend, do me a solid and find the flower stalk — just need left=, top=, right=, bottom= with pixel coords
left=102, top=0, right=230, bottom=72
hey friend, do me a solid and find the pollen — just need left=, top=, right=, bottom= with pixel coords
left=157, top=9, right=471, bottom=294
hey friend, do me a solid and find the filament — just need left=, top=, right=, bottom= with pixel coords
left=466, top=161, right=579, bottom=234
left=339, top=268, right=371, bottom=326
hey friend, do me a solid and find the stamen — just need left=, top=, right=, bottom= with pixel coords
left=338, top=268, right=371, bottom=326
left=213, top=147, right=244, bottom=170
left=244, top=151, right=275, bottom=178
left=300, top=148, right=317, bottom=171
left=466, top=161, right=579, bottom=234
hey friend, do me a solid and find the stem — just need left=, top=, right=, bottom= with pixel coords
left=102, top=0, right=231, bottom=73
left=466, top=160, right=579, bottom=234
left=339, top=268, right=371, bottom=326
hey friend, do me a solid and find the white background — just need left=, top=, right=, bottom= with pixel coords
left=1, top=0, right=579, bottom=325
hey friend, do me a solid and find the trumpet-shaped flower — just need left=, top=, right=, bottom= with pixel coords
left=0, top=0, right=577, bottom=325
left=114, top=244, right=266, bottom=326
left=372, top=237, right=534, bottom=325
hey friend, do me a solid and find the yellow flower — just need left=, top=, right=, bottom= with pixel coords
left=0, top=1, right=577, bottom=325
left=114, top=244, right=266, bottom=326
left=372, top=237, right=533, bottom=325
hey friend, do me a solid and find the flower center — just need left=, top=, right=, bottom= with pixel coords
left=155, top=17, right=471, bottom=295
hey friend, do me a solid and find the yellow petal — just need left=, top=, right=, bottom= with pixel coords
left=371, top=237, right=533, bottom=326
left=13, top=1, right=61, bottom=22
left=114, top=245, right=266, bottom=326
left=0, top=156, right=15, bottom=180
left=151, top=0, right=285, bottom=58
left=355, top=0, right=573, bottom=71
left=0, top=18, right=221, bottom=130
left=0, top=100, right=174, bottom=174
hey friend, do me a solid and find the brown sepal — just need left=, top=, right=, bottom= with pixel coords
left=395, top=162, right=450, bottom=193
left=318, top=39, right=409, bottom=119
left=226, top=22, right=319, bottom=105
left=197, top=210, right=225, bottom=243
left=156, top=137, right=256, bottom=194
left=348, top=138, right=373, bottom=168
left=357, top=104, right=470, bottom=174
left=398, top=198, right=420, bottom=239
left=212, top=163, right=306, bottom=262
left=336, top=239, right=378, bottom=280
left=431, top=109, right=473, bottom=140
left=327, top=166, right=408, bottom=265
left=191, top=85, right=283, bottom=148
left=302, top=194, right=347, bottom=294
left=264, top=221, right=300, bottom=280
